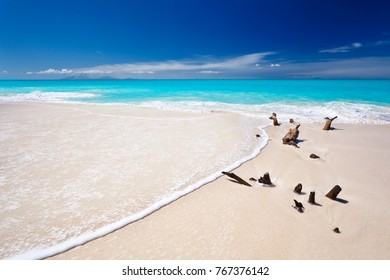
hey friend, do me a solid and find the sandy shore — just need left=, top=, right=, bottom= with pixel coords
left=47, top=111, right=390, bottom=259
left=1, top=102, right=389, bottom=260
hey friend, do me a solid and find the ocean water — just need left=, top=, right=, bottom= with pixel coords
left=0, top=79, right=389, bottom=259
left=1, top=79, right=390, bottom=123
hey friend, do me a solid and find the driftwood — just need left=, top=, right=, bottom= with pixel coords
left=222, top=171, right=252, bottom=187
left=282, top=124, right=300, bottom=147
left=294, top=183, right=302, bottom=194
left=269, top=113, right=280, bottom=126
left=323, top=116, right=338, bottom=130
left=308, top=191, right=316, bottom=204
left=258, top=172, right=272, bottom=185
left=289, top=118, right=295, bottom=123
left=326, top=185, right=342, bottom=200
left=293, top=199, right=304, bottom=212
left=256, top=134, right=261, bottom=138
left=310, top=153, right=320, bottom=159
left=333, top=227, right=341, bottom=233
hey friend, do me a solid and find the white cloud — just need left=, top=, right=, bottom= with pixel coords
left=351, top=42, right=362, bottom=48
left=35, top=68, right=73, bottom=74
left=320, top=39, right=390, bottom=54
left=26, top=53, right=273, bottom=79
left=77, top=69, right=110, bottom=74
left=77, top=53, right=271, bottom=74
left=23, top=53, right=390, bottom=79
left=197, top=70, right=221, bottom=74
left=39, top=52, right=272, bottom=79
left=130, top=71, right=154, bottom=74
left=319, top=42, right=363, bottom=53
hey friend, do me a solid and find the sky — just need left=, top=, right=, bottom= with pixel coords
left=0, top=0, right=390, bottom=79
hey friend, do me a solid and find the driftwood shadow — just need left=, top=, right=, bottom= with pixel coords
left=222, top=171, right=252, bottom=187
left=309, top=202, right=323, bottom=207
left=335, top=198, right=349, bottom=204
left=292, top=205, right=304, bottom=213
left=260, top=183, right=276, bottom=188
left=295, top=192, right=307, bottom=195
left=227, top=179, right=252, bottom=187
left=329, top=127, right=344, bottom=131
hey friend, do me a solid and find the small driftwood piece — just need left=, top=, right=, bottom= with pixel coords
left=294, top=183, right=302, bottom=194
left=282, top=124, right=300, bottom=147
left=333, top=227, right=341, bottom=234
left=308, top=191, right=316, bottom=204
left=289, top=118, right=295, bottom=123
left=293, top=199, right=304, bottom=212
left=256, top=134, right=261, bottom=138
left=269, top=112, right=280, bottom=126
left=222, top=171, right=251, bottom=187
left=310, top=153, right=320, bottom=159
left=326, top=185, right=342, bottom=200
left=258, top=172, right=272, bottom=185
left=323, top=116, right=338, bottom=130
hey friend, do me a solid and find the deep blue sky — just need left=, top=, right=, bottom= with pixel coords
left=1, top=0, right=390, bottom=79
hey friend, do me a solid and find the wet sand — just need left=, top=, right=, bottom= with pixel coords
left=1, top=102, right=260, bottom=259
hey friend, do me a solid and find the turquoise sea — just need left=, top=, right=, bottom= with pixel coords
left=1, top=79, right=389, bottom=123
left=1, top=79, right=390, bottom=103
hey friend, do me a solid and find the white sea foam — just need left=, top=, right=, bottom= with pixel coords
left=0, top=90, right=98, bottom=102
left=134, top=100, right=390, bottom=124
left=9, top=123, right=270, bottom=260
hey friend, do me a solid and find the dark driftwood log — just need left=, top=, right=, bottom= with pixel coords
left=282, top=124, right=300, bottom=147
left=326, top=185, right=342, bottom=200
left=294, top=183, right=302, bottom=194
left=333, top=227, right=341, bottom=233
left=323, top=116, right=338, bottom=130
left=308, top=191, right=316, bottom=204
left=222, top=171, right=252, bottom=187
left=256, top=134, right=261, bottom=138
left=310, top=153, right=320, bottom=159
left=258, top=172, right=272, bottom=185
left=294, top=199, right=304, bottom=212
left=269, top=112, right=280, bottom=126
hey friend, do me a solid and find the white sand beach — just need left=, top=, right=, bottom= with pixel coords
left=1, top=102, right=389, bottom=259
left=50, top=120, right=390, bottom=260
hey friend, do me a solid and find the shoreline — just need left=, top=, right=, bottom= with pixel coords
left=49, top=121, right=390, bottom=259
left=1, top=102, right=265, bottom=260
left=1, top=102, right=389, bottom=259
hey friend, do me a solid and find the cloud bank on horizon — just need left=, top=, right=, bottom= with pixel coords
left=26, top=53, right=275, bottom=79
left=25, top=50, right=390, bottom=79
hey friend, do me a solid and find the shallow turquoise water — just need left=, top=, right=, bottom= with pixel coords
left=1, top=79, right=389, bottom=105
